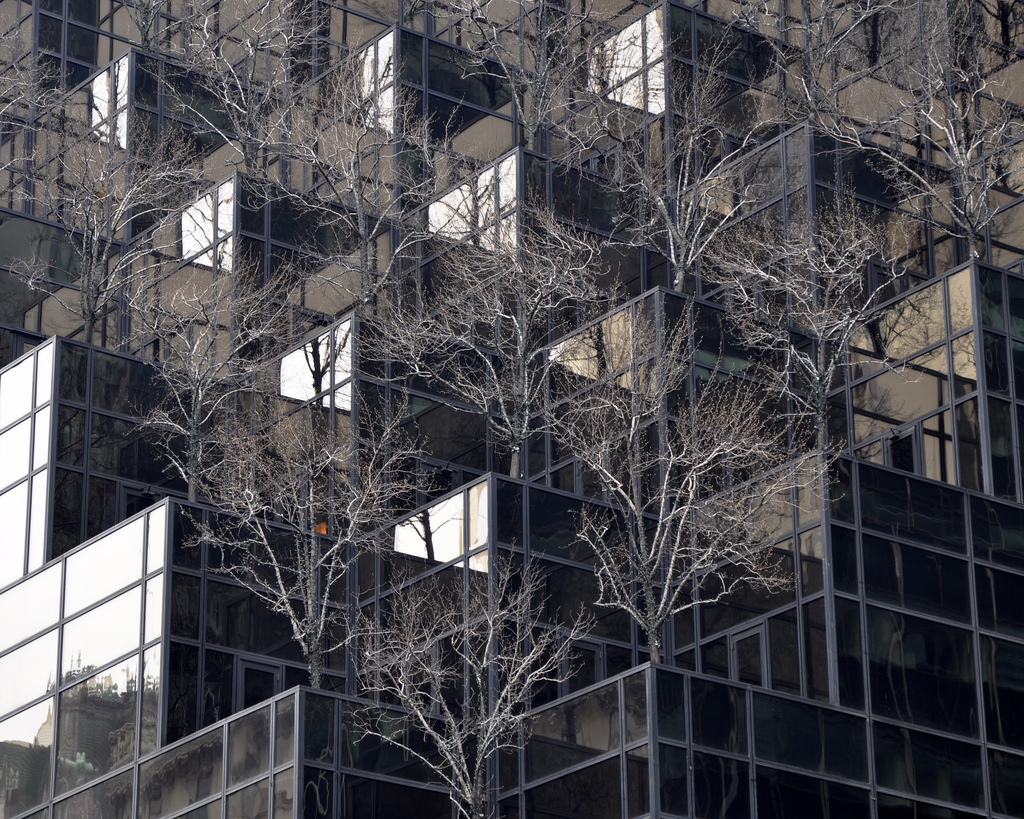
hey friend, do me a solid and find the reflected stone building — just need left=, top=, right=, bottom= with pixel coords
left=3, top=0, right=1024, bottom=817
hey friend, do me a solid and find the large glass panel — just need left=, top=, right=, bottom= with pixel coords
left=166, top=641, right=199, bottom=743
left=867, top=606, right=976, bottom=736
left=990, top=748, right=1024, bottom=816
left=972, top=494, right=1024, bottom=567
left=145, top=574, right=164, bottom=643
left=659, top=743, right=687, bottom=816
left=527, top=681, right=620, bottom=782
left=873, top=722, right=983, bottom=808
left=28, top=470, right=48, bottom=573
left=0, top=629, right=57, bottom=719
left=655, top=669, right=685, bottom=742
left=0, top=698, right=53, bottom=817
left=624, top=671, right=647, bottom=743
left=862, top=535, right=970, bottom=621
left=53, top=767, right=132, bottom=819
left=0, top=479, right=28, bottom=586
left=835, top=597, right=865, bottom=709
left=0, top=419, right=31, bottom=489
left=140, top=644, right=161, bottom=756
left=55, top=656, right=139, bottom=794
left=61, top=586, right=142, bottom=683
left=755, top=766, right=869, bottom=819
left=148, top=504, right=167, bottom=573
left=65, top=516, right=145, bottom=616
left=693, top=753, right=748, bottom=819
left=877, top=793, right=983, bottom=819
left=35, top=344, right=53, bottom=406
left=228, top=706, right=271, bottom=787
left=857, top=463, right=966, bottom=551
left=0, top=357, right=34, bottom=428
left=982, top=636, right=1024, bottom=751
left=303, top=695, right=335, bottom=765
left=393, top=493, right=463, bottom=564
left=138, top=728, right=224, bottom=818
left=275, top=696, right=295, bottom=767
left=690, top=678, right=746, bottom=754
left=0, top=563, right=61, bottom=652
left=754, top=693, right=867, bottom=781
left=226, top=778, right=269, bottom=819
left=525, top=757, right=621, bottom=819
left=976, top=565, right=1024, bottom=638
left=32, top=405, right=50, bottom=471
left=273, top=768, right=294, bottom=819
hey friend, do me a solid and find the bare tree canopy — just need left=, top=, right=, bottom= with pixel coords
left=361, top=554, right=588, bottom=819
left=553, top=303, right=799, bottom=663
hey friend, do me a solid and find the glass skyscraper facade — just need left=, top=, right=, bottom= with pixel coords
left=2, top=0, right=1024, bottom=816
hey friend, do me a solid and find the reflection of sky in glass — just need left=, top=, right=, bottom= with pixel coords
left=0, top=480, right=28, bottom=587
left=0, top=563, right=61, bottom=653
left=0, top=696, right=54, bottom=750
left=394, top=482, right=490, bottom=571
left=0, top=629, right=57, bottom=718
left=428, top=154, right=519, bottom=248
left=33, top=405, right=51, bottom=470
left=35, top=340, right=54, bottom=406
left=279, top=321, right=353, bottom=410
left=148, top=504, right=167, bottom=573
left=64, top=516, right=144, bottom=616
left=62, top=586, right=141, bottom=683
left=0, top=418, right=32, bottom=489
left=0, top=356, right=34, bottom=429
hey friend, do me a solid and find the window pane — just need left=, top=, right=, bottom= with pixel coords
left=56, top=657, right=139, bottom=794
left=65, top=516, right=145, bottom=616
left=690, top=678, right=746, bottom=754
left=0, top=419, right=31, bottom=490
left=62, top=586, right=142, bottom=683
left=227, top=706, right=271, bottom=787
left=0, top=563, right=61, bottom=652
left=138, top=727, right=224, bottom=818
left=0, top=357, right=34, bottom=428
left=0, top=629, right=57, bottom=719
left=0, top=698, right=53, bottom=813
left=0, top=480, right=28, bottom=587
left=693, top=753, right=748, bottom=819
left=873, top=722, right=982, bottom=808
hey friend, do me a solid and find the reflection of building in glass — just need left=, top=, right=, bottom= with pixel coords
left=4, top=0, right=1024, bottom=816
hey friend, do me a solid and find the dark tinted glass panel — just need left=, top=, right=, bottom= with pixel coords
left=56, top=660, right=138, bottom=795
left=167, top=641, right=199, bottom=742
left=92, top=351, right=158, bottom=416
left=736, top=633, right=762, bottom=685
left=170, top=572, right=201, bottom=639
left=528, top=488, right=592, bottom=562
left=38, top=13, right=62, bottom=52
left=86, top=475, right=117, bottom=539
left=275, top=695, right=296, bottom=767
left=659, top=744, right=688, bottom=816
left=538, top=561, right=630, bottom=641
left=982, top=636, right=1024, bottom=751
left=90, top=413, right=134, bottom=476
left=753, top=693, right=866, bottom=781
left=693, top=753, right=748, bottom=819
left=755, top=766, right=869, bottom=819
left=495, top=480, right=522, bottom=544
left=701, top=637, right=728, bottom=678
left=624, top=671, right=647, bottom=743
left=304, top=695, right=335, bottom=764
left=867, top=606, right=977, bottom=736
left=656, top=669, right=685, bottom=742
left=831, top=525, right=858, bottom=593
left=976, top=565, right=1024, bottom=638
left=862, top=535, right=969, bottom=621
left=139, top=729, right=224, bottom=816
left=768, top=610, right=800, bottom=695
left=690, top=678, right=746, bottom=754
left=990, top=397, right=1017, bottom=499
left=803, top=598, right=828, bottom=702
left=348, top=775, right=450, bottom=819
left=986, top=332, right=1011, bottom=394
left=53, top=768, right=131, bottom=819
left=972, top=495, right=1024, bottom=567
left=52, top=467, right=83, bottom=557
left=203, top=649, right=233, bottom=727
left=57, top=406, right=85, bottom=465
left=990, top=749, right=1024, bottom=816
left=877, top=793, right=982, bottom=819
left=626, top=750, right=649, bottom=818
left=981, top=266, right=1006, bottom=330
left=528, top=681, right=620, bottom=781
left=526, top=757, right=621, bottom=819
left=873, top=722, right=982, bottom=808
left=857, top=463, right=965, bottom=551
left=835, top=597, right=865, bottom=709
left=59, top=343, right=88, bottom=403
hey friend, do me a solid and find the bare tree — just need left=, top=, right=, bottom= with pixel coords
left=553, top=304, right=797, bottom=664
left=388, top=211, right=601, bottom=479
left=202, top=372, right=417, bottom=687
left=128, top=265, right=289, bottom=502
left=360, top=554, right=587, bottom=819
left=432, top=0, right=597, bottom=153
left=16, top=100, right=199, bottom=346
left=582, top=12, right=779, bottom=290
left=785, top=0, right=1024, bottom=260
left=707, top=191, right=907, bottom=449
